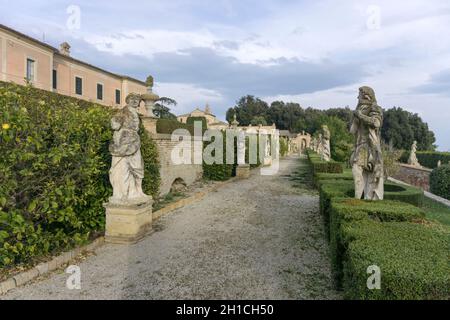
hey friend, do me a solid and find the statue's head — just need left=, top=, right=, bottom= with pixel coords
left=126, top=93, right=142, bottom=109
left=358, top=86, right=377, bottom=104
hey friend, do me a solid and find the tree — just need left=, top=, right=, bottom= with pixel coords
left=226, top=95, right=269, bottom=125
left=382, top=107, right=435, bottom=151
left=153, top=97, right=177, bottom=119
left=250, top=116, right=267, bottom=126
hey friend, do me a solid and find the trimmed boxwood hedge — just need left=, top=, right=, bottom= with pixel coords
left=329, top=198, right=425, bottom=286
left=307, top=150, right=344, bottom=174
left=319, top=179, right=424, bottom=225
left=401, top=150, right=450, bottom=169
left=306, top=151, right=449, bottom=299
left=430, top=164, right=450, bottom=200
left=342, top=219, right=450, bottom=300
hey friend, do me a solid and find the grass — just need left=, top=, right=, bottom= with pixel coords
left=422, top=196, right=450, bottom=227
left=152, top=191, right=186, bottom=211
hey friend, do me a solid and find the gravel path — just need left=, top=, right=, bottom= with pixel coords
left=2, top=156, right=341, bottom=300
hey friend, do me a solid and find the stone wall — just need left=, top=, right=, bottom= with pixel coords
left=153, top=133, right=203, bottom=196
left=391, top=163, right=432, bottom=191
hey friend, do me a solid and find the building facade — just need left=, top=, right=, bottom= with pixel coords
left=0, top=24, right=147, bottom=106
left=177, top=104, right=229, bottom=128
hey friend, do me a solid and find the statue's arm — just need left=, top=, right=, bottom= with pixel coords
left=356, top=109, right=381, bottom=129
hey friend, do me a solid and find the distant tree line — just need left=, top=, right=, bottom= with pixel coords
left=226, top=95, right=437, bottom=154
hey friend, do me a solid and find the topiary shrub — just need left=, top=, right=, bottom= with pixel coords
left=329, top=198, right=425, bottom=286
left=342, top=220, right=450, bottom=300
left=430, top=164, right=450, bottom=200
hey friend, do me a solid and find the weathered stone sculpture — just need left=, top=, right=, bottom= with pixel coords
left=350, top=86, right=384, bottom=200
left=109, top=93, right=151, bottom=205
left=321, top=125, right=331, bottom=162
left=316, top=133, right=324, bottom=156
left=408, top=141, right=421, bottom=167
left=104, top=93, right=153, bottom=244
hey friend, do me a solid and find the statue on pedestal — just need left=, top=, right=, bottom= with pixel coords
left=109, top=93, right=151, bottom=205
left=408, top=141, right=421, bottom=167
left=350, top=86, right=384, bottom=200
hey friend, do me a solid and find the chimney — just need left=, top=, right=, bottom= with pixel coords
left=59, top=42, right=71, bottom=56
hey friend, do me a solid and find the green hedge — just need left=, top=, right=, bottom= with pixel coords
left=319, top=179, right=424, bottom=224
left=401, top=151, right=450, bottom=169
left=329, top=198, right=425, bottom=286
left=307, top=151, right=449, bottom=299
left=202, top=130, right=234, bottom=181
left=156, top=118, right=195, bottom=135
left=186, top=116, right=207, bottom=130
left=0, top=82, right=159, bottom=268
left=307, top=150, right=344, bottom=174
left=430, top=164, right=450, bottom=200
left=342, top=219, right=450, bottom=300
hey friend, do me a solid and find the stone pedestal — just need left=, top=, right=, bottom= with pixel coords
left=236, top=164, right=250, bottom=179
left=104, top=200, right=153, bottom=244
left=141, top=116, right=158, bottom=137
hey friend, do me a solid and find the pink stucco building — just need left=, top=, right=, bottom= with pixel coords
left=0, top=24, right=147, bottom=106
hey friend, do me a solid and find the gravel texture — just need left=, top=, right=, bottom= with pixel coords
left=2, top=156, right=341, bottom=300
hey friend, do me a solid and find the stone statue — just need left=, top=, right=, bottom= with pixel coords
left=317, top=133, right=324, bottom=156
left=350, top=86, right=384, bottom=200
left=321, top=125, right=331, bottom=162
left=408, top=141, right=420, bottom=167
left=109, top=93, right=151, bottom=205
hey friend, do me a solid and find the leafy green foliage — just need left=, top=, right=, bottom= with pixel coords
left=186, top=116, right=207, bottom=134
left=342, top=220, right=449, bottom=300
left=401, top=151, right=450, bottom=169
left=0, top=81, right=160, bottom=268
left=140, top=122, right=160, bottom=199
left=156, top=118, right=195, bottom=135
left=202, top=131, right=234, bottom=181
left=153, top=97, right=177, bottom=119
left=307, top=152, right=447, bottom=300
left=329, top=198, right=425, bottom=285
left=430, top=164, right=450, bottom=200
left=382, top=107, right=436, bottom=151
left=307, top=150, right=344, bottom=174
left=279, top=137, right=289, bottom=157
left=226, top=95, right=269, bottom=126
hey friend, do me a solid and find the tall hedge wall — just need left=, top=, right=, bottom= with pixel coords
left=0, top=82, right=159, bottom=268
left=430, top=164, right=450, bottom=200
left=401, top=151, right=450, bottom=169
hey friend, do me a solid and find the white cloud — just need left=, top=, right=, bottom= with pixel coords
left=154, top=82, right=225, bottom=116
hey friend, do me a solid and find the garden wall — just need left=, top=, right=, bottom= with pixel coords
left=153, top=133, right=203, bottom=196
left=391, top=163, right=432, bottom=191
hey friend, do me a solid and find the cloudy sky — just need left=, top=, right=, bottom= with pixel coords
left=1, top=0, right=450, bottom=150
